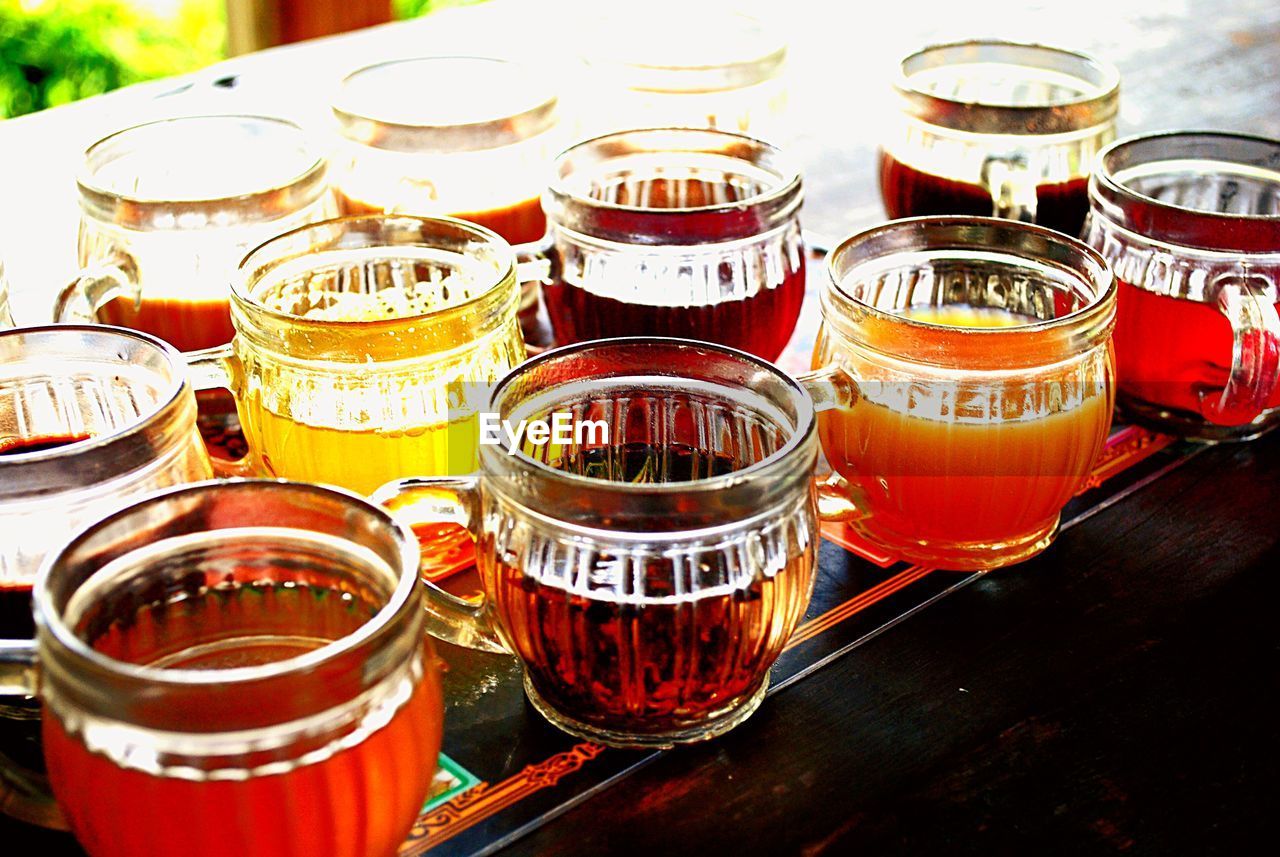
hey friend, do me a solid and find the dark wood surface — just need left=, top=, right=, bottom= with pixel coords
left=2, top=1, right=1278, bottom=854
left=507, top=434, right=1280, bottom=856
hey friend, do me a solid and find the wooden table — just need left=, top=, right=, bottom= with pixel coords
left=2, top=1, right=1277, bottom=854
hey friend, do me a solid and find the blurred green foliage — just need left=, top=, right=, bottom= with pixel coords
left=392, top=0, right=490, bottom=20
left=0, top=0, right=225, bottom=119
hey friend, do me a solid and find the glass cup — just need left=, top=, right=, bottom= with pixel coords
left=375, top=338, right=822, bottom=747
left=807, top=217, right=1116, bottom=571
left=0, top=479, right=444, bottom=857
left=881, top=40, right=1120, bottom=237
left=577, top=7, right=789, bottom=143
left=331, top=56, right=565, bottom=347
left=533, top=128, right=805, bottom=362
left=0, top=259, right=12, bottom=328
left=54, top=115, right=336, bottom=352
left=188, top=215, right=526, bottom=574
left=1084, top=131, right=1280, bottom=440
left=0, top=325, right=220, bottom=828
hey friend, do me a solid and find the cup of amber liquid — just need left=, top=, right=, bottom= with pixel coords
left=53, top=115, right=335, bottom=352
left=0, top=480, right=444, bottom=857
left=1, top=326, right=221, bottom=828
left=1085, top=131, right=1280, bottom=440
left=881, top=41, right=1120, bottom=237
left=376, top=338, right=822, bottom=747
left=188, top=214, right=526, bottom=575
left=331, top=56, right=565, bottom=346
left=806, top=217, right=1116, bottom=570
left=533, top=128, right=806, bottom=361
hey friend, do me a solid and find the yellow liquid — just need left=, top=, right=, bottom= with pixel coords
left=901, top=306, right=1034, bottom=328
left=240, top=396, right=480, bottom=496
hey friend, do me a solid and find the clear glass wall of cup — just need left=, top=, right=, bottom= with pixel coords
left=535, top=128, right=805, bottom=362
left=0, top=259, right=12, bottom=328
left=807, top=217, right=1116, bottom=571
left=0, top=326, right=219, bottom=828
left=375, top=338, right=822, bottom=747
left=331, top=56, right=565, bottom=346
left=1084, top=131, right=1280, bottom=440
left=54, top=115, right=335, bottom=352
left=0, top=480, right=444, bottom=857
left=881, top=41, right=1120, bottom=237
left=577, top=7, right=788, bottom=143
left=188, top=215, right=526, bottom=575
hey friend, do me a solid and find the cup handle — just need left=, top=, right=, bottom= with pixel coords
left=53, top=254, right=140, bottom=323
left=0, top=639, right=37, bottom=697
left=796, top=364, right=866, bottom=523
left=1200, top=275, right=1280, bottom=425
left=514, top=234, right=560, bottom=357
left=980, top=153, right=1039, bottom=224
left=372, top=476, right=512, bottom=654
left=184, top=345, right=256, bottom=478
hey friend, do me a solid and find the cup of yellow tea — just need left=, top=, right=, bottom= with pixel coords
left=188, top=215, right=527, bottom=573
left=803, top=217, right=1116, bottom=570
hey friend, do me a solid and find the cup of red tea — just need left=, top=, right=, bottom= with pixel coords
left=1084, top=131, right=1280, bottom=440
left=531, top=128, right=806, bottom=361
left=805, top=217, right=1116, bottom=571
left=376, top=338, right=829, bottom=747
left=0, top=325, right=228, bottom=828
left=0, top=479, right=444, bottom=857
left=53, top=115, right=335, bottom=352
left=881, top=40, right=1120, bottom=237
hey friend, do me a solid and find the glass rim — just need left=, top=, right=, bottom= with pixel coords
left=482, top=336, right=816, bottom=498
left=233, top=213, right=518, bottom=329
left=0, top=325, right=188, bottom=494
left=77, top=114, right=328, bottom=214
left=1090, top=130, right=1280, bottom=254
left=333, top=56, right=559, bottom=153
left=894, top=40, right=1121, bottom=135
left=824, top=215, right=1116, bottom=337
left=32, top=478, right=422, bottom=689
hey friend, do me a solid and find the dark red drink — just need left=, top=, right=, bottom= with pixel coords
left=0, top=433, right=91, bottom=456
left=879, top=151, right=1090, bottom=238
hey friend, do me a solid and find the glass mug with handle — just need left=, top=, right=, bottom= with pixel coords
left=1084, top=131, right=1280, bottom=440
left=529, top=128, right=806, bottom=362
left=54, top=114, right=335, bottom=352
left=376, top=338, right=824, bottom=747
left=187, top=214, right=527, bottom=575
left=331, top=56, right=567, bottom=347
left=806, top=217, right=1116, bottom=571
left=0, top=479, right=444, bottom=857
left=881, top=41, right=1120, bottom=237
left=0, top=325, right=228, bottom=828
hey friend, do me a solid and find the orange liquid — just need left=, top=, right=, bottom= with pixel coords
left=820, top=306, right=1112, bottom=567
left=43, top=581, right=444, bottom=857
left=99, top=295, right=235, bottom=352
left=337, top=191, right=547, bottom=246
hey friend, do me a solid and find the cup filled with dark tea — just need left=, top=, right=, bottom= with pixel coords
left=1084, top=131, right=1280, bottom=440
left=1, top=325, right=228, bottom=827
left=529, top=128, right=806, bottom=361
left=375, top=338, right=833, bottom=747
left=0, top=480, right=444, bottom=857
left=880, top=40, right=1119, bottom=237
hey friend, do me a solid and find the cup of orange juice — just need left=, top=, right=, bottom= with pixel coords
left=803, top=217, right=1117, bottom=570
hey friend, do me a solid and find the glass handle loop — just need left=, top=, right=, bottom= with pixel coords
left=183, top=346, right=255, bottom=478
left=981, top=153, right=1039, bottom=224
left=796, top=364, right=859, bottom=413
left=0, top=639, right=37, bottom=697
left=1202, top=275, right=1280, bottom=425
left=53, top=253, right=139, bottom=324
left=514, top=232, right=559, bottom=291
left=814, top=473, right=866, bottom=524
left=372, top=476, right=510, bottom=654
